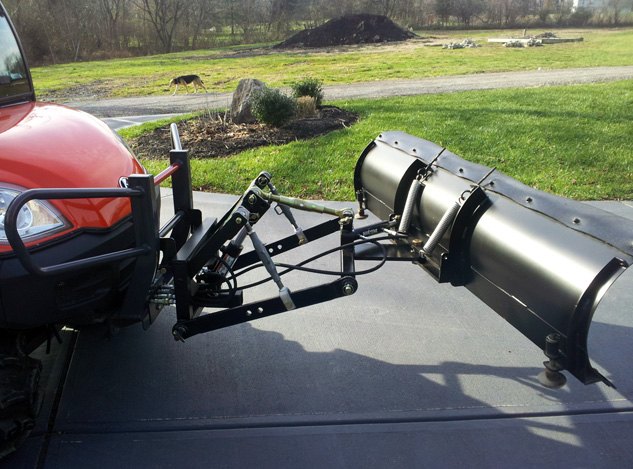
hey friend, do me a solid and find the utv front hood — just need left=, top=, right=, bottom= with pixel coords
left=0, top=101, right=145, bottom=234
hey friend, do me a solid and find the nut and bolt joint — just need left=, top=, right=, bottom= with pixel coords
left=342, top=283, right=356, bottom=296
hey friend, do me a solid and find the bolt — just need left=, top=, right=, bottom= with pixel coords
left=235, top=217, right=243, bottom=225
left=248, top=194, right=257, bottom=205
left=172, top=326, right=187, bottom=342
left=342, top=283, right=355, bottom=296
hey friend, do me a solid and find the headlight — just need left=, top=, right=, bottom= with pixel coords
left=0, top=186, right=68, bottom=244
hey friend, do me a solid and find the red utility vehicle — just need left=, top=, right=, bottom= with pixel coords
left=0, top=4, right=150, bottom=455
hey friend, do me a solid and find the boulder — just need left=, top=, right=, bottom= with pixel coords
left=230, top=79, right=266, bottom=124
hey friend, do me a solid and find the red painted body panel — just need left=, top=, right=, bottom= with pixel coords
left=0, top=101, right=145, bottom=252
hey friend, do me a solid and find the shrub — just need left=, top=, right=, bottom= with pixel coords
left=290, top=77, right=324, bottom=107
left=295, top=96, right=317, bottom=118
left=251, top=88, right=297, bottom=127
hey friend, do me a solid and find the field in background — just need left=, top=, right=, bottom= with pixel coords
left=31, top=28, right=633, bottom=99
left=130, top=80, right=633, bottom=201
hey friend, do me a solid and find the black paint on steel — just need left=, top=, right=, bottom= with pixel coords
left=173, top=277, right=358, bottom=340
left=233, top=218, right=342, bottom=270
left=564, top=257, right=627, bottom=387
left=439, top=186, right=490, bottom=285
left=374, top=131, right=633, bottom=257
left=4, top=185, right=149, bottom=276
left=117, top=175, right=160, bottom=321
left=340, top=219, right=356, bottom=277
left=355, top=131, right=633, bottom=386
left=168, top=148, right=198, bottom=251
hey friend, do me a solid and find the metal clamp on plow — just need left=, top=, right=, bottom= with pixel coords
left=169, top=187, right=361, bottom=341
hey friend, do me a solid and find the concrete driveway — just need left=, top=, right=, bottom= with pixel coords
left=6, top=189, right=633, bottom=468
left=102, top=113, right=181, bottom=130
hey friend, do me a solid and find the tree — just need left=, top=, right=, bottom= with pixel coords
left=435, top=0, right=454, bottom=25
left=607, top=0, right=631, bottom=25
left=270, top=0, right=300, bottom=35
left=234, top=0, right=264, bottom=41
left=453, top=0, right=485, bottom=26
left=100, top=0, right=130, bottom=49
left=181, top=0, right=216, bottom=49
left=134, top=0, right=186, bottom=52
left=371, top=0, right=399, bottom=16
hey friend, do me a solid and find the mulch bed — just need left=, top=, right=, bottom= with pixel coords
left=130, top=106, right=358, bottom=159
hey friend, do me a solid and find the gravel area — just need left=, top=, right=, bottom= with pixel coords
left=64, top=66, right=633, bottom=118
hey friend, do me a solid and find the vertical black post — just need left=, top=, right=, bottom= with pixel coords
left=173, top=259, right=202, bottom=321
left=169, top=148, right=200, bottom=251
left=119, top=174, right=160, bottom=320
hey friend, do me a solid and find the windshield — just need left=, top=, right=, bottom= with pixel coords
left=0, top=10, right=32, bottom=101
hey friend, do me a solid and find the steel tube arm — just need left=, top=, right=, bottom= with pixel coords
left=172, top=276, right=358, bottom=340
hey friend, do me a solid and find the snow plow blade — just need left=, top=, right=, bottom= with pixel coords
left=354, top=131, right=633, bottom=387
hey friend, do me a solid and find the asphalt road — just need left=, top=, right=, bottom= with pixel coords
left=74, top=65, right=633, bottom=118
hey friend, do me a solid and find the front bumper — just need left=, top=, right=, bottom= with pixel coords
left=0, top=175, right=161, bottom=329
left=0, top=218, right=137, bottom=328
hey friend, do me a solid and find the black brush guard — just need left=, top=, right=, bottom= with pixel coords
left=5, top=126, right=632, bottom=388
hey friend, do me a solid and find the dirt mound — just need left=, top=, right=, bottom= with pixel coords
left=276, top=14, right=416, bottom=49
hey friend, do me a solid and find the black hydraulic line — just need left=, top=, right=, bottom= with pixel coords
left=228, top=236, right=393, bottom=292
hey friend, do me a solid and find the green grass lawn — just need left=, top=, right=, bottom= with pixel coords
left=130, top=79, right=633, bottom=201
left=32, top=28, right=633, bottom=99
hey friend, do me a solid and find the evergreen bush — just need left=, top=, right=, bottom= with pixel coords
left=290, top=77, right=324, bottom=107
left=251, top=88, right=297, bottom=127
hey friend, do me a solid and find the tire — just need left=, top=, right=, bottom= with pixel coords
left=0, top=355, right=42, bottom=459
